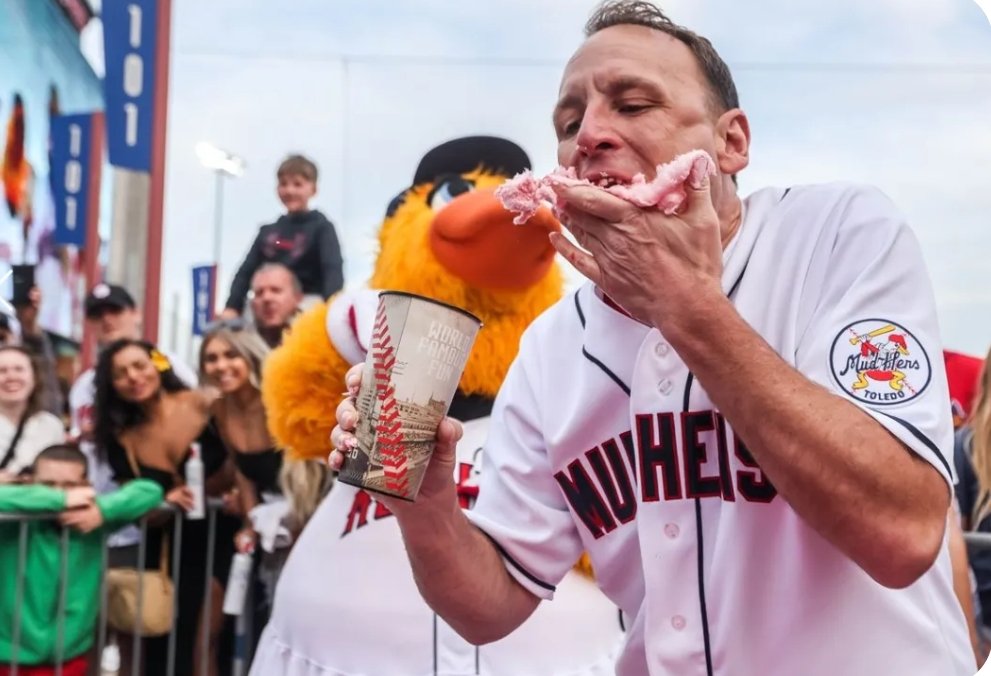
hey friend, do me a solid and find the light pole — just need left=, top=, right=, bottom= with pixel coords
left=195, top=142, right=245, bottom=266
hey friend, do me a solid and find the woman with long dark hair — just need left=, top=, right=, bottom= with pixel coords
left=93, top=338, right=237, bottom=676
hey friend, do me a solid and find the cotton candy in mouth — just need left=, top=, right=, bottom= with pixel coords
left=495, top=149, right=717, bottom=225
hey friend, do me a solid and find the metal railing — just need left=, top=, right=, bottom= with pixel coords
left=965, top=532, right=991, bottom=553
left=0, top=497, right=255, bottom=676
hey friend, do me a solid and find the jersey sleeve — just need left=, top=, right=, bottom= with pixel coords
left=465, top=337, right=584, bottom=600
left=794, top=185, right=955, bottom=486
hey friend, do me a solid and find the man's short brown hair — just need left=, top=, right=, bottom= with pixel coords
left=34, top=444, right=89, bottom=474
left=585, top=0, right=739, bottom=115
left=277, top=154, right=319, bottom=183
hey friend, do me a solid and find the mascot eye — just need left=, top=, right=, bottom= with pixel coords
left=428, top=176, right=475, bottom=211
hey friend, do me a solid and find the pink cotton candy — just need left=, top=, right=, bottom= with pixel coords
left=492, top=170, right=558, bottom=226
left=495, top=149, right=716, bottom=225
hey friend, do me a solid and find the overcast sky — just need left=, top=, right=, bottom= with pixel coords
left=87, top=0, right=991, bottom=359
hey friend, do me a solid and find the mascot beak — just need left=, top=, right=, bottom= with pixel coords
left=429, top=186, right=560, bottom=291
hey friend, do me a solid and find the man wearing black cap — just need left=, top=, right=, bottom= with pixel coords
left=81, top=282, right=140, bottom=346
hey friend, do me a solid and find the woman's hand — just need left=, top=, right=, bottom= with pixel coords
left=166, top=486, right=196, bottom=512
left=222, top=488, right=243, bottom=516
left=234, top=527, right=257, bottom=554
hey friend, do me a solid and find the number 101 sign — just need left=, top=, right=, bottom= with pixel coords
left=50, top=113, right=101, bottom=248
left=103, top=0, right=160, bottom=171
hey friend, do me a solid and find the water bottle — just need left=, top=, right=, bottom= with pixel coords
left=100, top=639, right=120, bottom=675
left=223, top=551, right=254, bottom=615
left=185, top=443, right=205, bottom=520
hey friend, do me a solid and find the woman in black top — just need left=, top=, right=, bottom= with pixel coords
left=200, top=322, right=285, bottom=649
left=199, top=322, right=283, bottom=549
left=94, top=339, right=238, bottom=676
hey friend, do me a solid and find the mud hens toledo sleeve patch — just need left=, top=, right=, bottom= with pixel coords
left=829, top=318, right=932, bottom=406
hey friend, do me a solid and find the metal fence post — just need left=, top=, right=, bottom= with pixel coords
left=167, top=508, right=183, bottom=676
left=201, top=506, right=218, bottom=676
left=132, top=518, right=148, bottom=675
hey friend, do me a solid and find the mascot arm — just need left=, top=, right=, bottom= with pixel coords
left=262, top=290, right=379, bottom=460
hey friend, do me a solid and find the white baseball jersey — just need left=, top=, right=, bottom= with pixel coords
left=250, top=290, right=623, bottom=676
left=466, top=183, right=974, bottom=676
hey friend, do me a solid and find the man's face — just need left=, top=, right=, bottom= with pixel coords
left=89, top=306, right=140, bottom=346
left=553, top=25, right=747, bottom=202
left=34, top=459, right=87, bottom=489
left=277, top=174, right=316, bottom=213
left=250, top=269, right=301, bottom=330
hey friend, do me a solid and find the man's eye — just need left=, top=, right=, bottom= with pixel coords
left=561, top=120, right=580, bottom=137
left=618, top=103, right=648, bottom=114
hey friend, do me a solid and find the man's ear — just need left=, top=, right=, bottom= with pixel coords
left=715, top=108, right=750, bottom=178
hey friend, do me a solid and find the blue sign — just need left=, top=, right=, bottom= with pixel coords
left=192, top=264, right=217, bottom=336
left=50, top=114, right=95, bottom=247
left=103, top=0, right=158, bottom=171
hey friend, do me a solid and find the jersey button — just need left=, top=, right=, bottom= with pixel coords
left=671, top=615, right=686, bottom=631
left=654, top=342, right=670, bottom=357
left=657, top=379, right=673, bottom=395
left=664, top=523, right=679, bottom=539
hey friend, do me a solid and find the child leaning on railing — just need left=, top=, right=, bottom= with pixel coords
left=0, top=444, right=163, bottom=676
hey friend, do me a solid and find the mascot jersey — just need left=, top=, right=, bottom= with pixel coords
left=250, top=289, right=624, bottom=676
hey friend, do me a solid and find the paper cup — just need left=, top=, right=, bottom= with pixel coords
left=337, top=291, right=482, bottom=501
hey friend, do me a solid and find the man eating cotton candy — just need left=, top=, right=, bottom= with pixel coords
left=496, top=149, right=716, bottom=225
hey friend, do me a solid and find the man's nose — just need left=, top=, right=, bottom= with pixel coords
left=574, top=104, right=619, bottom=158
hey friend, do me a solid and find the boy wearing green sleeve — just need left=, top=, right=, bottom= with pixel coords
left=0, top=444, right=163, bottom=675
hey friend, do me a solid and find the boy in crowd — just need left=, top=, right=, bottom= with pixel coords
left=222, top=154, right=344, bottom=318
left=0, top=444, right=162, bottom=676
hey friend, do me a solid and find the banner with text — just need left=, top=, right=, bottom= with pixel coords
left=192, top=264, right=217, bottom=336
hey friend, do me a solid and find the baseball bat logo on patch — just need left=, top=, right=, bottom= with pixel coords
left=830, top=318, right=932, bottom=406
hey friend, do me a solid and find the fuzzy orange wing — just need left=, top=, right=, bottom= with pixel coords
left=262, top=299, right=352, bottom=461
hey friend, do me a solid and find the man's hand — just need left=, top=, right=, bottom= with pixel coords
left=0, top=471, right=17, bottom=485
left=330, top=365, right=540, bottom=644
left=329, top=363, right=464, bottom=515
left=59, top=503, right=104, bottom=533
left=549, top=177, right=724, bottom=327
left=64, top=486, right=96, bottom=509
left=219, top=308, right=240, bottom=321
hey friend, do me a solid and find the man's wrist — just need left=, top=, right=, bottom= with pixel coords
left=394, top=490, right=464, bottom=540
left=649, top=281, right=730, bottom=341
